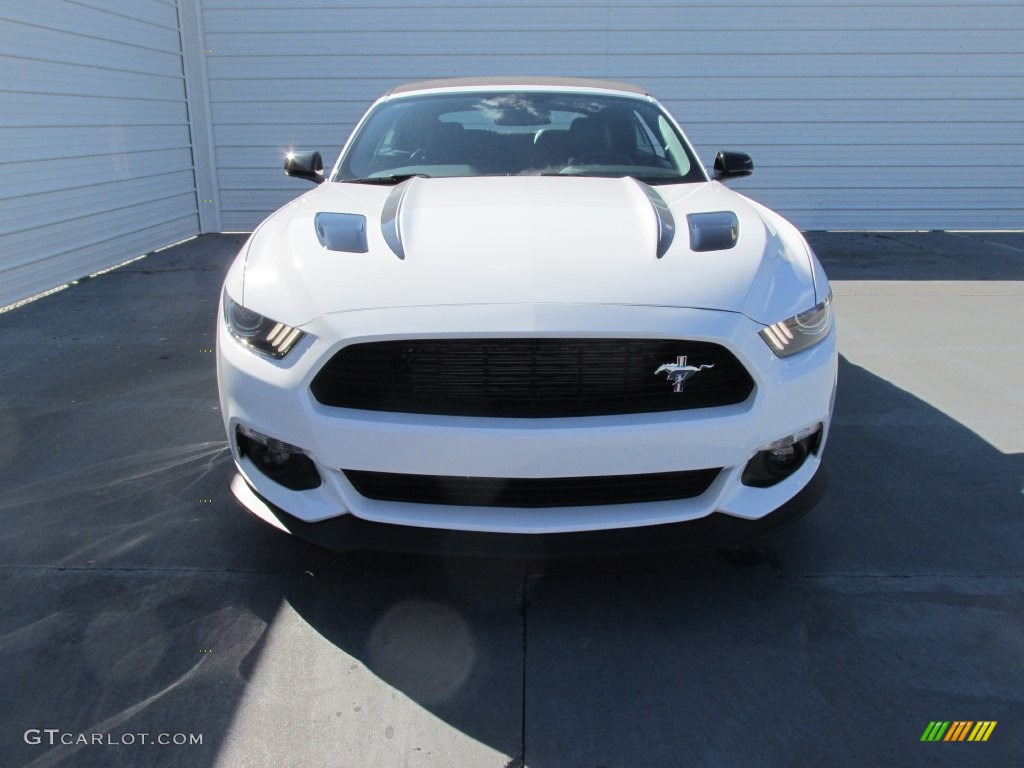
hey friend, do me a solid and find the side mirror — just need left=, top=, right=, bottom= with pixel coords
left=712, top=151, right=753, bottom=181
left=284, top=151, right=324, bottom=184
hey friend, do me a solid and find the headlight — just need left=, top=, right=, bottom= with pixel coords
left=223, top=293, right=305, bottom=359
left=759, top=291, right=833, bottom=357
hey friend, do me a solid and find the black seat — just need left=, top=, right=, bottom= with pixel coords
left=424, top=121, right=467, bottom=164
left=532, top=129, right=571, bottom=169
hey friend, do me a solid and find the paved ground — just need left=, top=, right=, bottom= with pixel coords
left=0, top=231, right=1021, bottom=767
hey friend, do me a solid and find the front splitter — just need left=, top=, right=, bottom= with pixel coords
left=231, top=465, right=826, bottom=557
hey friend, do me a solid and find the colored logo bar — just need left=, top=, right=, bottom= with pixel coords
left=921, top=721, right=996, bottom=742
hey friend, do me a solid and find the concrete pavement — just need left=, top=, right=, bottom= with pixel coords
left=0, top=231, right=1021, bottom=767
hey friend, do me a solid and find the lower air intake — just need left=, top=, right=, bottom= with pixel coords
left=344, top=468, right=721, bottom=508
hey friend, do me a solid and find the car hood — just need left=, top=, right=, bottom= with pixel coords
left=239, top=176, right=817, bottom=327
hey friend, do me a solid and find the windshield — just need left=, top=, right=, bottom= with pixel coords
left=335, top=91, right=707, bottom=185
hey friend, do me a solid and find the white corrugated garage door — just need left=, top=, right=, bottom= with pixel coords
left=201, top=0, right=1023, bottom=232
left=0, top=0, right=200, bottom=307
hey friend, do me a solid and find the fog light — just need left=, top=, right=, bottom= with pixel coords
left=236, top=425, right=321, bottom=491
left=742, top=424, right=822, bottom=488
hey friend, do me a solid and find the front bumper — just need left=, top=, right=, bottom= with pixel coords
left=218, top=302, right=837, bottom=535
left=232, top=462, right=826, bottom=555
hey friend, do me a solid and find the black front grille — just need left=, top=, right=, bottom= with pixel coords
left=311, top=338, right=754, bottom=417
left=344, top=468, right=721, bottom=508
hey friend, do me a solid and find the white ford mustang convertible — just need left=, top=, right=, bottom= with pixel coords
left=217, top=77, right=837, bottom=552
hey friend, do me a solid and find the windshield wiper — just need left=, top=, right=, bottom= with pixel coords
left=536, top=171, right=688, bottom=185
left=638, top=175, right=688, bottom=186
left=343, top=173, right=431, bottom=185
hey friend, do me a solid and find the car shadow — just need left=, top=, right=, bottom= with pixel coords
left=243, top=353, right=1021, bottom=765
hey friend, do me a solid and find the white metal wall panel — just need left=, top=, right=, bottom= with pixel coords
left=202, top=0, right=1023, bottom=232
left=0, top=0, right=199, bottom=306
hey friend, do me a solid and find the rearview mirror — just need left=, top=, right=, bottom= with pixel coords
left=284, top=151, right=324, bottom=184
left=712, top=151, right=753, bottom=181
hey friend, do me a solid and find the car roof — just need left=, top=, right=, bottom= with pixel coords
left=385, top=77, right=651, bottom=98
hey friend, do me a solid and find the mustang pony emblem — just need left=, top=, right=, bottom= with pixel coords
left=655, top=356, right=714, bottom=393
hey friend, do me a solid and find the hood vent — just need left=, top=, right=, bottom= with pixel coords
left=687, top=211, right=739, bottom=252
left=380, top=182, right=410, bottom=260
left=635, top=181, right=676, bottom=259
left=315, top=212, right=368, bottom=253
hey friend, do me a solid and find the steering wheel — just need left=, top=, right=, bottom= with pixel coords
left=409, top=148, right=430, bottom=163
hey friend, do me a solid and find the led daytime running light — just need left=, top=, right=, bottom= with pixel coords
left=223, top=294, right=305, bottom=359
left=759, top=291, right=833, bottom=357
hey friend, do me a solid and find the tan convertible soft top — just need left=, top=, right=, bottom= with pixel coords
left=386, top=77, right=649, bottom=97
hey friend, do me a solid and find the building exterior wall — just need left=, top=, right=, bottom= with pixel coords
left=2, top=1, right=1021, bottom=305
left=0, top=0, right=199, bottom=307
left=200, top=0, right=1024, bottom=233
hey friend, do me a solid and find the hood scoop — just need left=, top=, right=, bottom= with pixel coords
left=315, top=212, right=368, bottom=253
left=687, top=211, right=739, bottom=252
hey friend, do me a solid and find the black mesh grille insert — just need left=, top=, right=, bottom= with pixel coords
left=311, top=338, right=753, bottom=417
left=344, top=468, right=721, bottom=508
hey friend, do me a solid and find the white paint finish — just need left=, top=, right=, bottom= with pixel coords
left=237, top=174, right=813, bottom=328
left=217, top=83, right=836, bottom=533
left=0, top=0, right=199, bottom=306
left=218, top=299, right=836, bottom=530
left=201, top=1, right=1023, bottom=232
